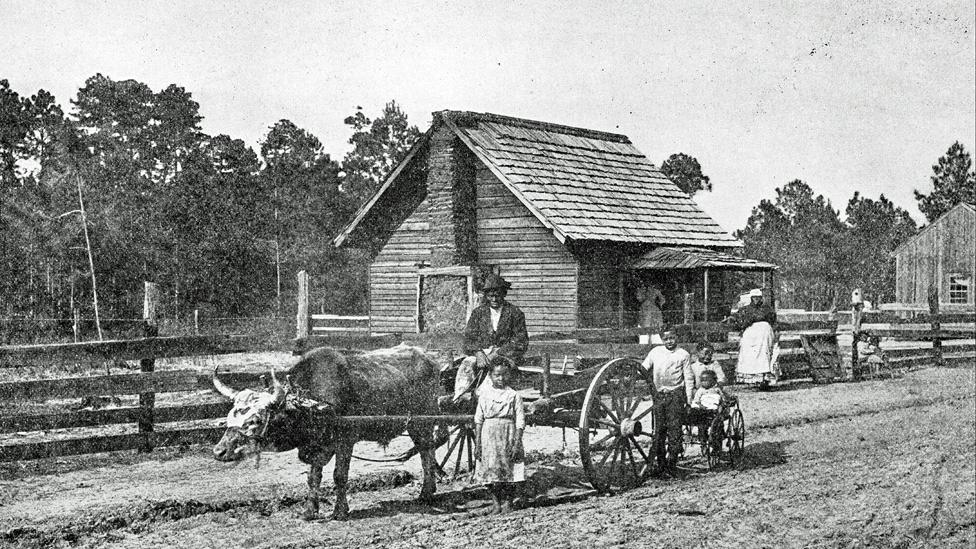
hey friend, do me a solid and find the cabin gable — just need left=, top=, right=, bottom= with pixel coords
left=475, top=164, right=578, bottom=334
left=894, top=203, right=975, bottom=308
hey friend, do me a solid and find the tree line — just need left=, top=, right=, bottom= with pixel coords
left=1, top=75, right=418, bottom=325
left=2, top=74, right=973, bottom=327
left=732, top=143, right=974, bottom=310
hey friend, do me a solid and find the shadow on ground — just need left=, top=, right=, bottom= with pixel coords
left=737, top=440, right=795, bottom=469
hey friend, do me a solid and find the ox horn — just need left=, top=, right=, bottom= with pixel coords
left=212, top=366, right=239, bottom=400
left=269, top=370, right=287, bottom=405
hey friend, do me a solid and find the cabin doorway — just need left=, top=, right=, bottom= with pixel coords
left=415, top=265, right=496, bottom=333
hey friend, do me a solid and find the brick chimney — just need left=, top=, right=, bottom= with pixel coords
left=426, top=113, right=478, bottom=268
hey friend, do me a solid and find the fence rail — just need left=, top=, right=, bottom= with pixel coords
left=1, top=312, right=972, bottom=463
left=310, top=314, right=369, bottom=334
left=0, top=334, right=270, bottom=462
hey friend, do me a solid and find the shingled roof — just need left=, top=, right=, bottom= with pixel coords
left=335, top=110, right=741, bottom=248
left=630, top=247, right=776, bottom=271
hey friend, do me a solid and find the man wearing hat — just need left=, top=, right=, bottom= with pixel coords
left=452, top=274, right=528, bottom=402
left=728, top=288, right=779, bottom=386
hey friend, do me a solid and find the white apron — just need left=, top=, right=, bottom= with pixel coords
left=736, top=321, right=779, bottom=383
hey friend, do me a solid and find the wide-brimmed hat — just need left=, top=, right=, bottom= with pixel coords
left=748, top=288, right=763, bottom=297
left=482, top=274, right=511, bottom=292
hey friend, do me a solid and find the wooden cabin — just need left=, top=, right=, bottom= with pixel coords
left=334, top=111, right=776, bottom=336
left=892, top=202, right=975, bottom=311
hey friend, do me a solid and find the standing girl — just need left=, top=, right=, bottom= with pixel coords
left=474, top=361, right=525, bottom=513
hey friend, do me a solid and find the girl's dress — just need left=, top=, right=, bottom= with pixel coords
left=475, top=384, right=525, bottom=483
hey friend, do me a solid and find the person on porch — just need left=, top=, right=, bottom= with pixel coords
left=636, top=283, right=666, bottom=333
left=452, top=274, right=529, bottom=403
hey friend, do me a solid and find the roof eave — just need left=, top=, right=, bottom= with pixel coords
left=890, top=201, right=975, bottom=256
left=332, top=131, right=431, bottom=248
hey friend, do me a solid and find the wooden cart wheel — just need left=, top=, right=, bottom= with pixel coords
left=705, top=415, right=725, bottom=469
left=434, top=423, right=477, bottom=480
left=578, top=358, right=656, bottom=494
left=726, top=408, right=745, bottom=464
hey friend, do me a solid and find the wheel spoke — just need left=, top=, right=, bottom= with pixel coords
left=589, top=432, right=616, bottom=450
left=623, top=438, right=640, bottom=485
left=593, top=418, right=619, bottom=429
left=618, top=385, right=630, bottom=419
left=632, top=404, right=654, bottom=422
left=598, top=437, right=621, bottom=467
left=629, top=435, right=653, bottom=466
left=452, top=428, right=465, bottom=477
left=615, top=377, right=632, bottom=419
left=438, top=426, right=462, bottom=469
left=605, top=441, right=621, bottom=484
left=465, top=429, right=474, bottom=473
left=625, top=388, right=644, bottom=418
left=608, top=383, right=624, bottom=420
left=597, top=401, right=620, bottom=423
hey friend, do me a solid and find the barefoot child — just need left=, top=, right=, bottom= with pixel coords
left=474, top=361, right=525, bottom=513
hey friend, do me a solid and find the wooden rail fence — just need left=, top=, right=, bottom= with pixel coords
left=0, top=335, right=267, bottom=462
left=2, top=314, right=971, bottom=462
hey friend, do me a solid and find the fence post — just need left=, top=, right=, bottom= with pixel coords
left=296, top=270, right=311, bottom=341
left=928, top=288, right=942, bottom=366
left=72, top=308, right=80, bottom=343
left=541, top=352, right=551, bottom=398
left=851, top=289, right=864, bottom=378
left=139, top=281, right=160, bottom=452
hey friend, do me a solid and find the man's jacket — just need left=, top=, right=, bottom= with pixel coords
left=462, top=302, right=528, bottom=364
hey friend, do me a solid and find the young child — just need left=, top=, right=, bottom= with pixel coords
left=691, top=341, right=726, bottom=391
left=856, top=332, right=886, bottom=379
left=688, top=370, right=726, bottom=450
left=474, top=362, right=525, bottom=513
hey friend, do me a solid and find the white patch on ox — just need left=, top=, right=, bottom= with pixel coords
left=225, top=389, right=278, bottom=427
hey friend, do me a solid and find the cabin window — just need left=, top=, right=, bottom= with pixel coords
left=949, top=274, right=971, bottom=304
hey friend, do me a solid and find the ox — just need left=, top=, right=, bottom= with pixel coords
left=212, top=344, right=442, bottom=520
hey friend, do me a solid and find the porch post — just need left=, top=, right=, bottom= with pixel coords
left=617, top=271, right=625, bottom=329
left=703, top=268, right=710, bottom=321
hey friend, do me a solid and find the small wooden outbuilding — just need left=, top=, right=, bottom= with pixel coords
left=892, top=202, right=975, bottom=310
left=334, top=111, right=775, bottom=335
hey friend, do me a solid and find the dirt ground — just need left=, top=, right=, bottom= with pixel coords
left=1, top=365, right=974, bottom=549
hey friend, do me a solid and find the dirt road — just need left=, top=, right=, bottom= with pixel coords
left=2, top=366, right=974, bottom=548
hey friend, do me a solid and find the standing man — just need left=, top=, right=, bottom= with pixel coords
left=642, top=328, right=694, bottom=477
left=453, top=274, right=528, bottom=403
left=729, top=288, right=779, bottom=387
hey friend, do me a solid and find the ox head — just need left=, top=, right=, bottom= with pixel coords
left=212, top=368, right=289, bottom=461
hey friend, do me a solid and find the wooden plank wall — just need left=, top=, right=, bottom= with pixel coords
left=369, top=201, right=431, bottom=333
left=475, top=166, right=578, bottom=334
left=578, top=264, right=619, bottom=328
left=895, top=205, right=975, bottom=307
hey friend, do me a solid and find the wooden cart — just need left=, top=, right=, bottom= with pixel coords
left=432, top=356, right=743, bottom=494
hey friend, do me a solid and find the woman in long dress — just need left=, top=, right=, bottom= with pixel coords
left=731, top=289, right=780, bottom=386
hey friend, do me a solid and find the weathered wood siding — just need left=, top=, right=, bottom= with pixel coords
left=895, top=204, right=975, bottom=308
left=369, top=202, right=430, bottom=333
left=475, top=166, right=577, bottom=334
left=578, top=263, right=620, bottom=328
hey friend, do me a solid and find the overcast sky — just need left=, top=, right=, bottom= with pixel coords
left=2, top=1, right=974, bottom=230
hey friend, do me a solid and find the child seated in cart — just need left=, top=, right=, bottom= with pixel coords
left=474, top=361, right=525, bottom=514
left=691, top=341, right=726, bottom=390
left=686, top=370, right=728, bottom=450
